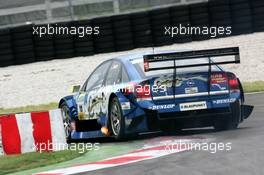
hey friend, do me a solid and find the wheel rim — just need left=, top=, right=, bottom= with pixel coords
left=110, top=102, right=121, bottom=136
left=62, top=106, right=71, bottom=138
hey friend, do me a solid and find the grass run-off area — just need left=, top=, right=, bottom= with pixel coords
left=0, top=150, right=85, bottom=175
left=242, top=81, right=264, bottom=93
left=0, top=102, right=58, bottom=115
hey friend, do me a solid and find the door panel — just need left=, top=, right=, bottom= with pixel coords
left=76, top=61, right=111, bottom=120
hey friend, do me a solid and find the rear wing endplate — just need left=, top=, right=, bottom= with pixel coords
left=143, top=47, right=240, bottom=72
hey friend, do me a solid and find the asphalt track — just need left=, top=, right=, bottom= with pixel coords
left=78, top=93, right=264, bottom=175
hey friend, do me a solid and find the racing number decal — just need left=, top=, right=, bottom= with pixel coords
left=86, top=90, right=106, bottom=120
left=77, top=93, right=86, bottom=120
left=77, top=89, right=107, bottom=120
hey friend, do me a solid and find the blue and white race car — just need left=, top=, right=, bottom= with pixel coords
left=59, top=47, right=248, bottom=141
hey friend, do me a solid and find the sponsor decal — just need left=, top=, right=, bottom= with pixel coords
left=77, top=89, right=107, bottom=120
left=121, top=102, right=131, bottom=110
left=153, top=75, right=182, bottom=88
left=151, top=104, right=175, bottom=110
left=78, top=112, right=85, bottom=120
left=211, top=84, right=227, bottom=90
left=185, top=87, right=198, bottom=94
left=154, top=75, right=207, bottom=89
left=213, top=98, right=236, bottom=104
left=186, top=79, right=195, bottom=86
left=180, top=101, right=207, bottom=111
left=211, top=73, right=227, bottom=84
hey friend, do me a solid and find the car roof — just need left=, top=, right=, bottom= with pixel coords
left=106, top=50, right=190, bottom=81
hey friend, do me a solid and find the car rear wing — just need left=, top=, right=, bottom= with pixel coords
left=143, top=47, right=240, bottom=72
left=143, top=47, right=240, bottom=96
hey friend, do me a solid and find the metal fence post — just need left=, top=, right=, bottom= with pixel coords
left=181, top=0, right=188, bottom=4
left=68, top=0, right=74, bottom=21
left=113, top=0, right=120, bottom=14
left=45, top=0, right=53, bottom=22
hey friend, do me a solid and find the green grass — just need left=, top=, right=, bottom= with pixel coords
left=0, top=102, right=58, bottom=115
left=242, top=81, right=264, bottom=93
left=0, top=150, right=85, bottom=175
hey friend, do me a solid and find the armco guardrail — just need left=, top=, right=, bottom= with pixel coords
left=0, top=0, right=263, bottom=67
left=0, top=109, right=66, bottom=155
left=0, top=0, right=207, bottom=27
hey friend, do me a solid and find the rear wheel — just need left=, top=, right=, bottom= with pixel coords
left=109, top=97, right=126, bottom=140
left=60, top=102, right=72, bottom=142
left=214, top=100, right=241, bottom=131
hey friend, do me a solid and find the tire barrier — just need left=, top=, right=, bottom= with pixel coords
left=34, top=24, right=55, bottom=61
left=112, top=14, right=134, bottom=51
left=131, top=11, right=153, bottom=48
left=74, top=19, right=94, bottom=57
left=251, top=0, right=264, bottom=32
left=92, top=17, right=115, bottom=54
left=230, top=0, right=253, bottom=35
left=208, top=0, right=232, bottom=38
left=150, top=8, right=173, bottom=46
left=170, top=5, right=193, bottom=43
left=0, top=29, right=14, bottom=67
left=54, top=22, right=75, bottom=59
left=0, top=0, right=263, bottom=67
left=0, top=109, right=66, bottom=155
left=189, top=2, right=210, bottom=41
left=11, top=24, right=35, bottom=65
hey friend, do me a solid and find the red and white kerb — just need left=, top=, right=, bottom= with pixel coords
left=0, top=109, right=66, bottom=155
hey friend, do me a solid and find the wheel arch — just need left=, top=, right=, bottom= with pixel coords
left=106, top=93, right=118, bottom=119
left=58, top=95, right=78, bottom=119
left=237, top=78, right=245, bottom=103
left=58, top=99, right=66, bottom=108
left=108, top=93, right=118, bottom=109
left=107, top=92, right=126, bottom=116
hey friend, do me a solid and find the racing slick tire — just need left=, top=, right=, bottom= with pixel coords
left=109, top=97, right=126, bottom=140
left=214, top=100, right=241, bottom=131
left=60, top=102, right=72, bottom=142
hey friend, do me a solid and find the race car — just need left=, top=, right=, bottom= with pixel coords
left=59, top=47, right=248, bottom=141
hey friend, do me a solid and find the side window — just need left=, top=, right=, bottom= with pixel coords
left=83, top=61, right=111, bottom=91
left=121, top=66, right=130, bottom=83
left=105, top=61, right=122, bottom=86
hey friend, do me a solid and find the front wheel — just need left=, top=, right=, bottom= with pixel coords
left=109, top=97, right=126, bottom=140
left=60, top=102, right=72, bottom=142
left=214, top=100, right=241, bottom=131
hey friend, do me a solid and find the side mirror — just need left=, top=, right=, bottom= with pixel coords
left=70, top=85, right=81, bottom=93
